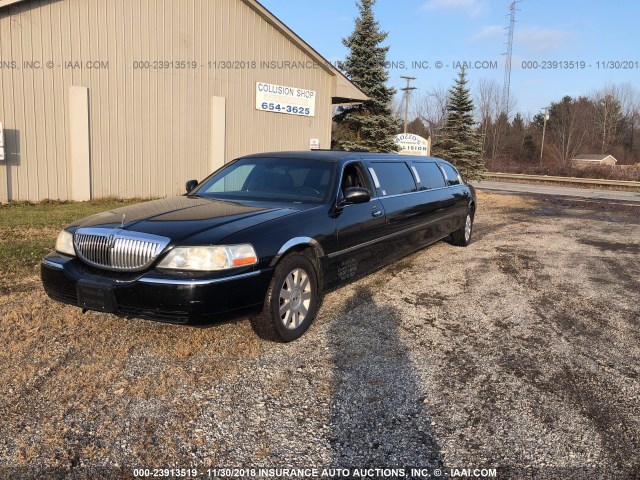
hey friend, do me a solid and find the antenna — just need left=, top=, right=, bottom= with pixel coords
left=503, top=1, right=521, bottom=116
left=400, top=76, right=417, bottom=133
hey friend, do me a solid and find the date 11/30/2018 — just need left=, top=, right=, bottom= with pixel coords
left=521, top=60, right=640, bottom=70
left=258, top=102, right=311, bottom=116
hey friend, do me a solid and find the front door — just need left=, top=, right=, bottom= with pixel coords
left=324, top=161, right=386, bottom=288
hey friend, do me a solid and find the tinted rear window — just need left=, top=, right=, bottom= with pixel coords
left=440, top=163, right=462, bottom=186
left=368, top=162, right=416, bottom=197
left=412, top=162, right=447, bottom=190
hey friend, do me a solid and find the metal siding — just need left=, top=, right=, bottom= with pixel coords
left=30, top=4, right=44, bottom=199
left=0, top=0, right=334, bottom=202
left=0, top=8, right=12, bottom=201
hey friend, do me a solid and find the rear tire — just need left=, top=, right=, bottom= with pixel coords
left=450, top=211, right=473, bottom=247
left=250, top=253, right=319, bottom=342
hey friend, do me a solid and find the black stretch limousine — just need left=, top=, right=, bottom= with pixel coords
left=41, top=151, right=476, bottom=341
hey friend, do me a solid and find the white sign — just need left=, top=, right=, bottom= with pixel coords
left=309, top=138, right=320, bottom=150
left=256, top=82, right=316, bottom=117
left=394, top=133, right=430, bottom=156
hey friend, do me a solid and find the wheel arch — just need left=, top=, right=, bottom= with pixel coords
left=269, top=237, right=324, bottom=268
left=269, top=237, right=325, bottom=291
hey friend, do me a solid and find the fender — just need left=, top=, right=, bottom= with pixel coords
left=269, top=237, right=325, bottom=267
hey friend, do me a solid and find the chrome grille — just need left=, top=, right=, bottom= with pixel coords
left=74, top=228, right=171, bottom=272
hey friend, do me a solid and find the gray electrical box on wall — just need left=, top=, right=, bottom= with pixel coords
left=0, top=122, right=5, bottom=161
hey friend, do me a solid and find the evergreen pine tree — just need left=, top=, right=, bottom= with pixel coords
left=333, top=0, right=399, bottom=152
left=511, top=113, right=525, bottom=134
left=433, top=69, right=486, bottom=179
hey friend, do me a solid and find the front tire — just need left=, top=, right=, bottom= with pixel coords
left=250, top=253, right=319, bottom=342
left=450, top=211, right=473, bottom=247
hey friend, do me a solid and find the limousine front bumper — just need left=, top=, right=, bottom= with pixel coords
left=40, top=253, right=272, bottom=325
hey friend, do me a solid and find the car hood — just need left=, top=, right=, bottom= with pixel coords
left=69, top=196, right=301, bottom=243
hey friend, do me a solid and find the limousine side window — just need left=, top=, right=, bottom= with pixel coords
left=340, top=162, right=371, bottom=194
left=412, top=162, right=447, bottom=190
left=368, top=162, right=416, bottom=197
left=439, top=163, right=462, bottom=186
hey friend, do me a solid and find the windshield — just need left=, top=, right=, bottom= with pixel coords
left=194, top=157, right=335, bottom=203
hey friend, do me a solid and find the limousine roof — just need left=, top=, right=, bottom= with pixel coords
left=239, top=151, right=449, bottom=164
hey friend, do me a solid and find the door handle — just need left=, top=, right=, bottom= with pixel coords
left=371, top=207, right=383, bottom=217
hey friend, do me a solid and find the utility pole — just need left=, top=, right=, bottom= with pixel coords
left=630, top=110, right=635, bottom=154
left=540, top=107, right=549, bottom=162
left=400, top=76, right=417, bottom=133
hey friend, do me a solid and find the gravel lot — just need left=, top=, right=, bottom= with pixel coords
left=0, top=192, right=638, bottom=479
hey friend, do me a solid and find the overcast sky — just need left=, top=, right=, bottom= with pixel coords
left=261, top=0, right=640, bottom=118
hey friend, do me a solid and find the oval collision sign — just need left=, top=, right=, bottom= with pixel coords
left=394, top=133, right=430, bottom=156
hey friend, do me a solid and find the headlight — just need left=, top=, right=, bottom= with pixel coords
left=157, top=244, right=258, bottom=271
left=55, top=230, right=76, bottom=256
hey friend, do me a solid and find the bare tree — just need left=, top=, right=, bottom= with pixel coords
left=547, top=96, right=594, bottom=164
left=390, top=94, right=405, bottom=121
left=609, top=83, right=640, bottom=157
left=475, top=78, right=499, bottom=156
left=473, top=78, right=517, bottom=161
left=609, top=82, right=639, bottom=119
left=414, top=85, right=448, bottom=145
left=591, top=85, right=623, bottom=154
left=631, top=104, right=640, bottom=157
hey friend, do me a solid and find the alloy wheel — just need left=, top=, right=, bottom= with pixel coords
left=465, top=214, right=472, bottom=242
left=278, top=268, right=312, bottom=330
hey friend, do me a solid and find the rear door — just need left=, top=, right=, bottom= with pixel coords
left=325, top=161, right=386, bottom=287
left=365, top=160, right=423, bottom=261
left=409, top=160, right=451, bottom=241
left=438, top=162, right=471, bottom=233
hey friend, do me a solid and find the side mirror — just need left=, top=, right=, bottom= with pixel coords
left=342, top=187, right=371, bottom=205
left=185, top=179, right=198, bottom=194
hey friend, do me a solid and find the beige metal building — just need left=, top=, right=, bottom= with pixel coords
left=0, top=0, right=366, bottom=202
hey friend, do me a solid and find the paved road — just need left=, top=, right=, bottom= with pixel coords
left=473, top=180, right=640, bottom=203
